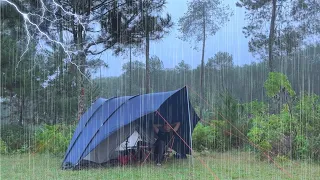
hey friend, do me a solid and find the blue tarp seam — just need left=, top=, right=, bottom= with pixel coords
left=75, top=94, right=141, bottom=166
left=62, top=97, right=114, bottom=163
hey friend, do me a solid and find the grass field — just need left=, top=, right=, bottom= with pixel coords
left=1, top=151, right=319, bottom=180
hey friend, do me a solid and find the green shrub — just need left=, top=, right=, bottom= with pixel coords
left=35, top=124, right=74, bottom=156
left=15, top=144, right=31, bottom=154
left=259, top=140, right=272, bottom=152
left=264, top=72, right=295, bottom=98
left=193, top=123, right=213, bottom=151
left=216, top=92, right=240, bottom=123
left=292, top=93, right=320, bottom=161
left=293, top=135, right=310, bottom=160
left=309, top=134, right=320, bottom=161
left=294, top=93, right=320, bottom=135
left=276, top=155, right=289, bottom=163
left=214, top=92, right=253, bottom=149
left=247, top=106, right=295, bottom=158
left=0, top=138, right=8, bottom=154
left=0, top=124, right=33, bottom=153
left=247, top=126, right=264, bottom=144
left=242, top=100, right=268, bottom=117
left=192, top=120, right=227, bottom=152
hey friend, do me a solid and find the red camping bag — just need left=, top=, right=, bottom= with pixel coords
left=118, top=155, right=130, bottom=166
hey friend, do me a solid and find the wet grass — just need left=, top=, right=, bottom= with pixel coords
left=1, top=151, right=319, bottom=180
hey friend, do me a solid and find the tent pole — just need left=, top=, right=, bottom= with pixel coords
left=125, top=138, right=128, bottom=155
left=186, top=87, right=194, bottom=165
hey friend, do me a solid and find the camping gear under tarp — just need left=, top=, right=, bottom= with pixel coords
left=62, top=86, right=200, bottom=169
left=115, top=130, right=141, bottom=151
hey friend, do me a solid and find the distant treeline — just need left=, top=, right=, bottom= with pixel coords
left=97, top=45, right=320, bottom=104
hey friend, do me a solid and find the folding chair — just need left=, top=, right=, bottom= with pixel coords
left=140, top=134, right=175, bottom=165
left=137, top=141, right=153, bottom=164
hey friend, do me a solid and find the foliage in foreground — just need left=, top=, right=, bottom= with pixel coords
left=0, top=124, right=75, bottom=155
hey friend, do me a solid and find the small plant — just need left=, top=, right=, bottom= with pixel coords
left=253, top=140, right=273, bottom=161
left=276, top=155, right=289, bottom=163
left=199, top=148, right=211, bottom=157
left=0, top=138, right=8, bottom=154
left=15, top=144, right=30, bottom=154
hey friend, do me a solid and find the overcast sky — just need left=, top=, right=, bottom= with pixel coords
left=96, top=0, right=257, bottom=77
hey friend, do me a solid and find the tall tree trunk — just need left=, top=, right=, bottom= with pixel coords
left=77, top=23, right=86, bottom=120
left=19, top=95, right=24, bottom=126
left=145, top=16, right=150, bottom=94
left=268, top=0, right=277, bottom=72
left=129, top=37, right=132, bottom=95
left=58, top=7, right=65, bottom=120
left=77, top=58, right=86, bottom=120
left=74, top=2, right=91, bottom=121
left=200, top=12, right=206, bottom=120
left=9, top=91, right=14, bottom=123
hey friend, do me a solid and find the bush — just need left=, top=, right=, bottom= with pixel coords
left=293, top=135, right=310, bottom=159
left=0, top=138, right=8, bottom=154
left=309, top=134, right=320, bottom=161
left=35, top=124, right=74, bottom=156
left=0, top=123, right=75, bottom=155
left=242, top=100, right=268, bottom=117
left=264, top=72, right=295, bottom=98
left=0, top=124, right=33, bottom=153
left=294, top=93, right=320, bottom=136
left=245, top=95, right=320, bottom=162
left=193, top=123, right=214, bottom=151
left=293, top=93, right=320, bottom=161
left=247, top=106, right=295, bottom=158
left=214, top=92, right=253, bottom=149
left=275, top=155, right=289, bottom=163
left=192, top=120, right=227, bottom=152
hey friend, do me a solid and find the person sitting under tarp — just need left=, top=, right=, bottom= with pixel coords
left=153, top=122, right=180, bottom=166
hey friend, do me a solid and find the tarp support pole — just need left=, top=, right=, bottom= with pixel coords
left=186, top=86, right=192, bottom=155
left=186, top=86, right=195, bottom=171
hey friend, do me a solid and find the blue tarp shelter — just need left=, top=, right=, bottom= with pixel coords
left=62, top=86, right=200, bottom=169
